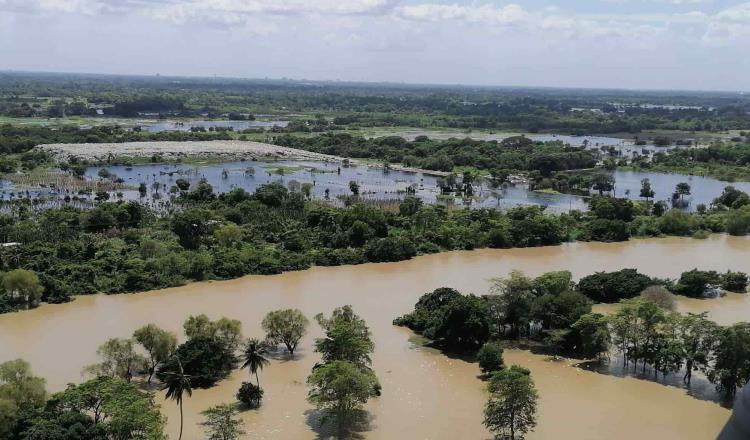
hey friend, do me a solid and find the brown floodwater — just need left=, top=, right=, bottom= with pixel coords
left=2, top=235, right=749, bottom=439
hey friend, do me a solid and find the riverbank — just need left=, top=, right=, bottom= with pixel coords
left=1, top=235, right=743, bottom=439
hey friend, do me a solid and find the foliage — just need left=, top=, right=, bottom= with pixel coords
left=201, top=404, right=246, bottom=440
left=236, top=382, right=264, bottom=408
left=306, top=360, right=379, bottom=435
left=484, top=366, right=538, bottom=440
left=576, top=269, right=655, bottom=303
left=477, top=341, right=505, bottom=374
left=314, top=306, right=376, bottom=368
left=133, top=324, right=177, bottom=383
left=262, top=309, right=309, bottom=356
left=0, top=359, right=47, bottom=439
left=85, top=338, right=147, bottom=382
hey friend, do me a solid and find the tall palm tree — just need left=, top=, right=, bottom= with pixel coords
left=161, top=356, right=192, bottom=440
left=242, top=338, right=270, bottom=387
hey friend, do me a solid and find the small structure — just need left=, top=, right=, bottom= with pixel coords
left=702, top=284, right=722, bottom=299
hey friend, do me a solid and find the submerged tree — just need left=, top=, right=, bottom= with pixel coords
left=133, top=324, right=177, bottom=383
left=262, top=309, right=309, bottom=357
left=307, top=360, right=379, bottom=437
left=484, top=366, right=538, bottom=440
left=201, top=404, right=246, bottom=440
left=241, top=338, right=270, bottom=388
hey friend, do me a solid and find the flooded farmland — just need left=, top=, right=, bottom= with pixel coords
left=1, top=235, right=748, bottom=439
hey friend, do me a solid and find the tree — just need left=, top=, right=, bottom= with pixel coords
left=133, top=324, right=177, bottom=384
left=241, top=338, right=270, bottom=388
left=708, top=322, right=750, bottom=399
left=262, top=309, right=309, bottom=357
left=672, top=269, right=722, bottom=297
left=175, top=178, right=190, bottom=191
left=576, top=269, right=654, bottom=303
left=85, top=338, right=147, bottom=382
left=201, top=404, right=245, bottom=440
left=213, top=223, right=244, bottom=247
left=722, top=271, right=749, bottom=293
left=161, top=357, right=192, bottom=440
left=591, top=172, right=615, bottom=195
left=571, top=313, right=611, bottom=359
left=0, top=359, right=47, bottom=439
left=640, top=286, right=676, bottom=311
left=50, top=376, right=165, bottom=440
left=477, top=341, right=505, bottom=374
left=237, top=381, right=264, bottom=408
left=307, top=360, right=379, bottom=436
left=484, top=366, right=538, bottom=440
left=1, top=269, right=44, bottom=310
left=490, top=271, right=534, bottom=338
left=159, top=337, right=237, bottom=388
left=183, top=314, right=243, bottom=353
left=675, top=182, right=691, bottom=201
left=349, top=181, right=360, bottom=196
left=432, top=294, right=490, bottom=349
left=314, top=306, right=375, bottom=367
left=678, top=312, right=718, bottom=385
left=640, top=178, right=655, bottom=201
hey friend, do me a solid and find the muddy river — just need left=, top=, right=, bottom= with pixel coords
left=2, top=235, right=749, bottom=439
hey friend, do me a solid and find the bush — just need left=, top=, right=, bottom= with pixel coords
left=477, top=341, right=505, bottom=374
left=364, top=236, right=417, bottom=262
left=722, top=271, right=749, bottom=293
left=576, top=269, right=654, bottom=303
left=671, top=269, right=722, bottom=297
left=237, top=382, right=264, bottom=408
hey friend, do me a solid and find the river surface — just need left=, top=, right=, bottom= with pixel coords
left=2, top=236, right=749, bottom=439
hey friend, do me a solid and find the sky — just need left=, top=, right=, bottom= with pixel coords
left=0, top=0, right=749, bottom=91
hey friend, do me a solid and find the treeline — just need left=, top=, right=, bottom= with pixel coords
left=0, top=124, right=231, bottom=155
left=3, top=177, right=750, bottom=313
left=395, top=268, right=750, bottom=399
left=3, top=72, right=749, bottom=133
left=275, top=133, right=597, bottom=174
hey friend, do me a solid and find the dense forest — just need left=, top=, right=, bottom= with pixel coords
left=2, top=72, right=749, bottom=133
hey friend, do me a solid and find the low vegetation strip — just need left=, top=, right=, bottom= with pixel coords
left=35, top=140, right=346, bottom=163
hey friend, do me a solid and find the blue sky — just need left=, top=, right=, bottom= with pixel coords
left=0, top=1, right=748, bottom=91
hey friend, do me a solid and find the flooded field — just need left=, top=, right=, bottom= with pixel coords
left=1, top=235, right=747, bottom=439
left=142, top=119, right=289, bottom=132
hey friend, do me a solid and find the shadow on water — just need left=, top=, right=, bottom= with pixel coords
left=575, top=355, right=734, bottom=408
left=265, top=346, right=307, bottom=363
left=304, top=408, right=375, bottom=440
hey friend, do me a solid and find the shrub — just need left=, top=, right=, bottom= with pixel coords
left=237, top=382, right=264, bottom=408
left=477, top=341, right=505, bottom=374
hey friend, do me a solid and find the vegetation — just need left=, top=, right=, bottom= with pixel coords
left=200, top=404, right=246, bottom=440
left=395, top=268, right=750, bottom=400
left=262, top=309, right=309, bottom=357
left=307, top=306, right=380, bottom=436
left=483, top=366, right=538, bottom=440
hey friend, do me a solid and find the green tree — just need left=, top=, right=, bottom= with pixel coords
left=0, top=359, right=47, bottom=439
left=314, top=306, right=375, bottom=367
left=213, top=223, right=244, bottom=247
left=571, top=313, right=611, bottom=359
left=678, top=312, right=718, bottom=385
left=1, top=269, right=44, bottom=310
left=490, top=271, right=535, bottom=337
left=241, top=338, right=270, bottom=388
left=640, top=178, right=655, bottom=201
left=708, top=322, right=750, bottom=398
left=85, top=338, right=147, bottom=382
left=306, top=360, right=379, bottom=437
left=133, top=324, right=177, bottom=384
left=161, top=357, right=192, bottom=440
left=484, top=366, right=538, bottom=440
left=51, top=376, right=165, bottom=440
left=262, top=309, right=309, bottom=357
left=477, top=341, right=505, bottom=374
left=675, top=182, right=691, bottom=201
left=200, top=404, right=246, bottom=440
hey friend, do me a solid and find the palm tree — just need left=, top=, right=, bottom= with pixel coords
left=242, top=338, right=270, bottom=387
left=161, top=356, right=192, bottom=440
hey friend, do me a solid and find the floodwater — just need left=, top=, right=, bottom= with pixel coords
left=1, top=235, right=748, bottom=439
left=78, top=161, right=743, bottom=213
